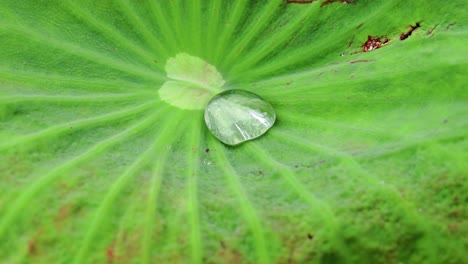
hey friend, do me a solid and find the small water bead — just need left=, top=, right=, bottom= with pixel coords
left=204, top=89, right=276, bottom=146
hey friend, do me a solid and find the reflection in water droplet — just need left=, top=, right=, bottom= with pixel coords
left=204, top=89, right=276, bottom=146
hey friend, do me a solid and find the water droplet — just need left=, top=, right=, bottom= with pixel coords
left=204, top=89, right=276, bottom=146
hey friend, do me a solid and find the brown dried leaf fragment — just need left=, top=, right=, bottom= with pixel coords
left=400, top=22, right=421, bottom=40
left=361, top=35, right=389, bottom=52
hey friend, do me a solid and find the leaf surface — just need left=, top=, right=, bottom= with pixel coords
left=0, top=0, right=467, bottom=263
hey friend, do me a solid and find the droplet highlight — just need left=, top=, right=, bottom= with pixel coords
left=204, top=89, right=276, bottom=146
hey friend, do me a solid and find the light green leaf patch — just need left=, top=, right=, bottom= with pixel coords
left=159, top=53, right=225, bottom=110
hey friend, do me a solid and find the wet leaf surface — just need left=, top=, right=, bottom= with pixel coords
left=0, top=0, right=467, bottom=263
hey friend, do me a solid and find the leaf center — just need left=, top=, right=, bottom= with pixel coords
left=158, top=53, right=225, bottom=110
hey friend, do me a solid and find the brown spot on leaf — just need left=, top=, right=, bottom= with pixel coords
left=55, top=204, right=72, bottom=230
left=350, top=59, right=374, bottom=64
left=449, top=210, right=459, bottom=218
left=285, top=0, right=316, bottom=4
left=218, top=241, right=243, bottom=263
left=362, top=35, right=389, bottom=52
left=446, top=22, right=456, bottom=30
left=447, top=223, right=458, bottom=232
left=205, top=148, right=210, bottom=153
left=28, top=239, right=37, bottom=255
left=220, top=240, right=226, bottom=249
left=347, top=36, right=355, bottom=48
left=106, top=244, right=119, bottom=264
left=356, top=23, right=364, bottom=29
left=426, top=24, right=438, bottom=35
left=400, top=22, right=421, bottom=40
left=307, top=233, right=314, bottom=240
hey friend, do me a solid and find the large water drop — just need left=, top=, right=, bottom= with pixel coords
left=204, top=89, right=276, bottom=146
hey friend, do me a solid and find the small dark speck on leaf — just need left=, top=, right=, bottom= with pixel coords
left=307, top=233, right=314, bottom=240
left=205, top=148, right=210, bottom=153
left=443, top=119, right=448, bottom=124
left=258, top=170, right=264, bottom=176
left=400, top=22, right=421, bottom=41
left=356, top=23, right=364, bottom=29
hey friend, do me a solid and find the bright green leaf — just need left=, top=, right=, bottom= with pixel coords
left=0, top=0, right=467, bottom=263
